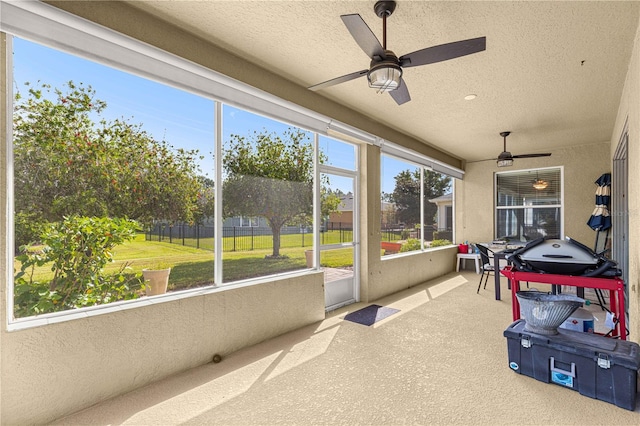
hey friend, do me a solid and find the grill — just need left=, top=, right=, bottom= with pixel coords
left=508, top=237, right=620, bottom=277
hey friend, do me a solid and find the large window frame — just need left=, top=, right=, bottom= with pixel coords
left=5, top=35, right=326, bottom=326
left=494, top=167, right=564, bottom=241
left=380, top=152, right=456, bottom=257
left=1, top=0, right=460, bottom=328
left=2, top=1, right=370, bottom=328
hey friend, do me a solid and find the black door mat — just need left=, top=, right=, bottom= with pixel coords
left=343, top=304, right=400, bottom=326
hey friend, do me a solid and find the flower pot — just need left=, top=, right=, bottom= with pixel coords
left=305, top=250, right=314, bottom=268
left=142, top=268, right=171, bottom=296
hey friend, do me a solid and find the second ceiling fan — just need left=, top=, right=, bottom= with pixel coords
left=308, top=0, right=486, bottom=105
left=496, top=131, right=551, bottom=167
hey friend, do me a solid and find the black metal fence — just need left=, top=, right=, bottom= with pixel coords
left=145, top=222, right=448, bottom=252
left=145, top=221, right=355, bottom=252
left=380, top=226, right=452, bottom=243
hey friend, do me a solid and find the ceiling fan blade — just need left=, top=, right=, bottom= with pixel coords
left=341, top=14, right=385, bottom=60
left=389, top=79, right=411, bottom=105
left=399, top=36, right=486, bottom=68
left=512, top=153, right=552, bottom=159
left=308, top=69, right=369, bottom=91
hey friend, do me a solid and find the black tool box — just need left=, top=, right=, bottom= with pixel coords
left=504, top=319, right=640, bottom=410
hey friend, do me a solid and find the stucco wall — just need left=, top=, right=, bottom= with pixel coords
left=0, top=272, right=325, bottom=425
left=367, top=247, right=458, bottom=301
left=611, top=11, right=640, bottom=342
left=455, top=143, right=610, bottom=247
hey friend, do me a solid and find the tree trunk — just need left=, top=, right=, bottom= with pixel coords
left=271, top=226, right=281, bottom=257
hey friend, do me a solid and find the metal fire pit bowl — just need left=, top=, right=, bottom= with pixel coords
left=516, top=291, right=584, bottom=335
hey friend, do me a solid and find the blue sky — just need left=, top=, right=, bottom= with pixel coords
left=12, top=36, right=411, bottom=194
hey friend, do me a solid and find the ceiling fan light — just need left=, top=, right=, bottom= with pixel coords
left=533, top=178, right=548, bottom=190
left=368, top=64, right=402, bottom=92
left=497, top=158, right=513, bottom=167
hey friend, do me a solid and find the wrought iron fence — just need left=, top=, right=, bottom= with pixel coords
left=380, top=225, right=449, bottom=243
left=145, top=222, right=355, bottom=252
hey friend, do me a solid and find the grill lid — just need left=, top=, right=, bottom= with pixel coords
left=516, top=238, right=599, bottom=266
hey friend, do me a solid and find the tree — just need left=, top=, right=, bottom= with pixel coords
left=390, top=169, right=451, bottom=228
left=12, top=81, right=203, bottom=247
left=223, top=128, right=316, bottom=257
left=193, top=176, right=216, bottom=225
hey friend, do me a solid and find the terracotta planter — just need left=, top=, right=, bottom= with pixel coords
left=142, top=268, right=171, bottom=296
left=305, top=250, right=314, bottom=268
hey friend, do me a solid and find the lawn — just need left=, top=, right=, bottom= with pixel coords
left=15, top=233, right=354, bottom=291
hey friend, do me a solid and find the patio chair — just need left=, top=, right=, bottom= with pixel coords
left=476, top=244, right=495, bottom=293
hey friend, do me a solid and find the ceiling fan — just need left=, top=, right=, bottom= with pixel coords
left=308, top=0, right=486, bottom=105
left=496, top=131, right=551, bottom=167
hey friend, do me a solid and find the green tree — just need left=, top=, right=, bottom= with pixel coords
left=390, top=169, right=451, bottom=228
left=223, top=128, right=338, bottom=257
left=12, top=81, right=203, bottom=247
left=193, top=176, right=216, bottom=225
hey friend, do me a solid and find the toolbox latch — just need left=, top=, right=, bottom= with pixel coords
left=597, top=353, right=611, bottom=369
left=520, top=335, right=532, bottom=348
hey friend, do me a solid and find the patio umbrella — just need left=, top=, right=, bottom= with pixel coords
left=586, top=172, right=612, bottom=305
left=587, top=173, right=612, bottom=232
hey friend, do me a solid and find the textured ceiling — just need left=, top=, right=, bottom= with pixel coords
left=126, top=1, right=639, bottom=165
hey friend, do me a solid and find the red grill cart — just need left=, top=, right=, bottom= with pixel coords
left=501, top=266, right=627, bottom=340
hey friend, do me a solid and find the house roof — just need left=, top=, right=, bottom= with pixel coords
left=428, top=193, right=452, bottom=204
left=337, top=194, right=354, bottom=212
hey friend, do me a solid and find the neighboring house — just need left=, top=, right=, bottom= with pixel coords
left=328, top=193, right=400, bottom=230
left=380, top=199, right=398, bottom=229
left=429, top=192, right=453, bottom=241
left=328, top=193, right=354, bottom=229
left=428, top=193, right=453, bottom=233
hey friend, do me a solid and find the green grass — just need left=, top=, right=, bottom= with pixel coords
left=15, top=233, right=354, bottom=291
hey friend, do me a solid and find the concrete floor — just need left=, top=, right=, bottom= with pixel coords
left=53, top=271, right=639, bottom=425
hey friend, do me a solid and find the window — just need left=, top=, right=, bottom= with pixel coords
left=380, top=154, right=453, bottom=255
left=11, top=37, right=217, bottom=319
left=221, top=105, right=314, bottom=282
left=495, top=168, right=562, bottom=242
left=8, top=36, right=320, bottom=321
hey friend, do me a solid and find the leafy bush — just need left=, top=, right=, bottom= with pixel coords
left=400, top=229, right=411, bottom=239
left=14, top=216, right=144, bottom=317
left=430, top=239, right=453, bottom=248
left=14, top=211, right=47, bottom=254
left=401, top=238, right=423, bottom=252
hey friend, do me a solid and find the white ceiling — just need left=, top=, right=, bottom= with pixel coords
left=126, top=1, right=640, bottom=165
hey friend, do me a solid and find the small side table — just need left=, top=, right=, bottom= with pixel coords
left=456, top=253, right=481, bottom=274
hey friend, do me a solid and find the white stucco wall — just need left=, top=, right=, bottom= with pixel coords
left=0, top=272, right=325, bottom=424
left=368, top=247, right=458, bottom=301
left=610, top=11, right=640, bottom=342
